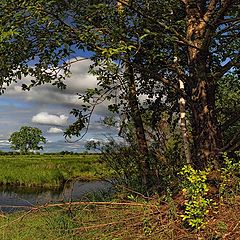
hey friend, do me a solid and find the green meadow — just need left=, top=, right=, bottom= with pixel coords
left=0, top=154, right=109, bottom=188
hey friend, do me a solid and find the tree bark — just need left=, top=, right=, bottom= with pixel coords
left=189, top=62, right=222, bottom=169
left=179, top=80, right=192, bottom=164
left=173, top=47, right=192, bottom=165
left=185, top=2, right=223, bottom=168
left=125, top=60, right=151, bottom=188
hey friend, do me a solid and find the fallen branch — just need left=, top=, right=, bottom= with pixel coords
left=35, top=201, right=151, bottom=209
left=0, top=200, right=152, bottom=213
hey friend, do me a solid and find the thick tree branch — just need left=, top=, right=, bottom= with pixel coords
left=216, top=21, right=240, bottom=35
left=204, top=0, right=218, bottom=22
left=214, top=55, right=240, bottom=78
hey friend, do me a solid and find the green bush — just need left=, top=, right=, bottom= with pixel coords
left=219, top=151, right=240, bottom=199
left=179, top=165, right=213, bottom=230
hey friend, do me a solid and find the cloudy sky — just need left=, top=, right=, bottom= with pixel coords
left=0, top=58, right=119, bottom=152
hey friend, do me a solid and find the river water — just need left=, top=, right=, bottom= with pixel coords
left=0, top=180, right=113, bottom=213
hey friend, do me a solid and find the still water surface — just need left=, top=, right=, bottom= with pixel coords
left=0, top=181, right=112, bottom=213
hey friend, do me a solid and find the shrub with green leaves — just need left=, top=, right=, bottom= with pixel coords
left=179, top=165, right=212, bottom=230
left=219, top=151, right=240, bottom=199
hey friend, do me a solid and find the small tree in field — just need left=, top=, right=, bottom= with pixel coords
left=9, top=126, right=46, bottom=154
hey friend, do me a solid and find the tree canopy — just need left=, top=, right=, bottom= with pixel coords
left=1, top=0, right=239, bottom=170
left=9, top=126, right=46, bottom=154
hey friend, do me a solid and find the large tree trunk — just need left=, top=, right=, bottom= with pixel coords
left=125, top=60, right=151, bottom=188
left=116, top=0, right=151, bottom=190
left=189, top=59, right=222, bottom=169
left=185, top=2, right=223, bottom=169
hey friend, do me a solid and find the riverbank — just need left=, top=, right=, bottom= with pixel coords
left=0, top=154, right=110, bottom=188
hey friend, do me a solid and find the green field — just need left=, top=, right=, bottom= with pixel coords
left=0, top=154, right=109, bottom=188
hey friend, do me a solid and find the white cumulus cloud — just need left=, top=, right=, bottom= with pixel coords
left=47, top=127, right=64, bottom=134
left=32, top=112, right=68, bottom=126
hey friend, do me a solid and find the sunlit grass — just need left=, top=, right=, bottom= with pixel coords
left=0, top=201, right=154, bottom=240
left=0, top=154, right=110, bottom=188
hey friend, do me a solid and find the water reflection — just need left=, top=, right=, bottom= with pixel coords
left=0, top=181, right=112, bottom=213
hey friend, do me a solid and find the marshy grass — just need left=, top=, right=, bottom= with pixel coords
left=0, top=154, right=110, bottom=188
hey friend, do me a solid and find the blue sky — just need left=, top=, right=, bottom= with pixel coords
left=0, top=58, right=119, bottom=152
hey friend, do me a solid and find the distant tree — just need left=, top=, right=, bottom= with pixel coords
left=9, top=126, right=46, bottom=154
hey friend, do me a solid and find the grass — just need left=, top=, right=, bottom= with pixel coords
left=0, top=199, right=161, bottom=240
left=0, top=154, right=110, bottom=188
left=0, top=194, right=240, bottom=239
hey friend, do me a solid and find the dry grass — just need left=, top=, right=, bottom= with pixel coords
left=0, top=195, right=240, bottom=239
